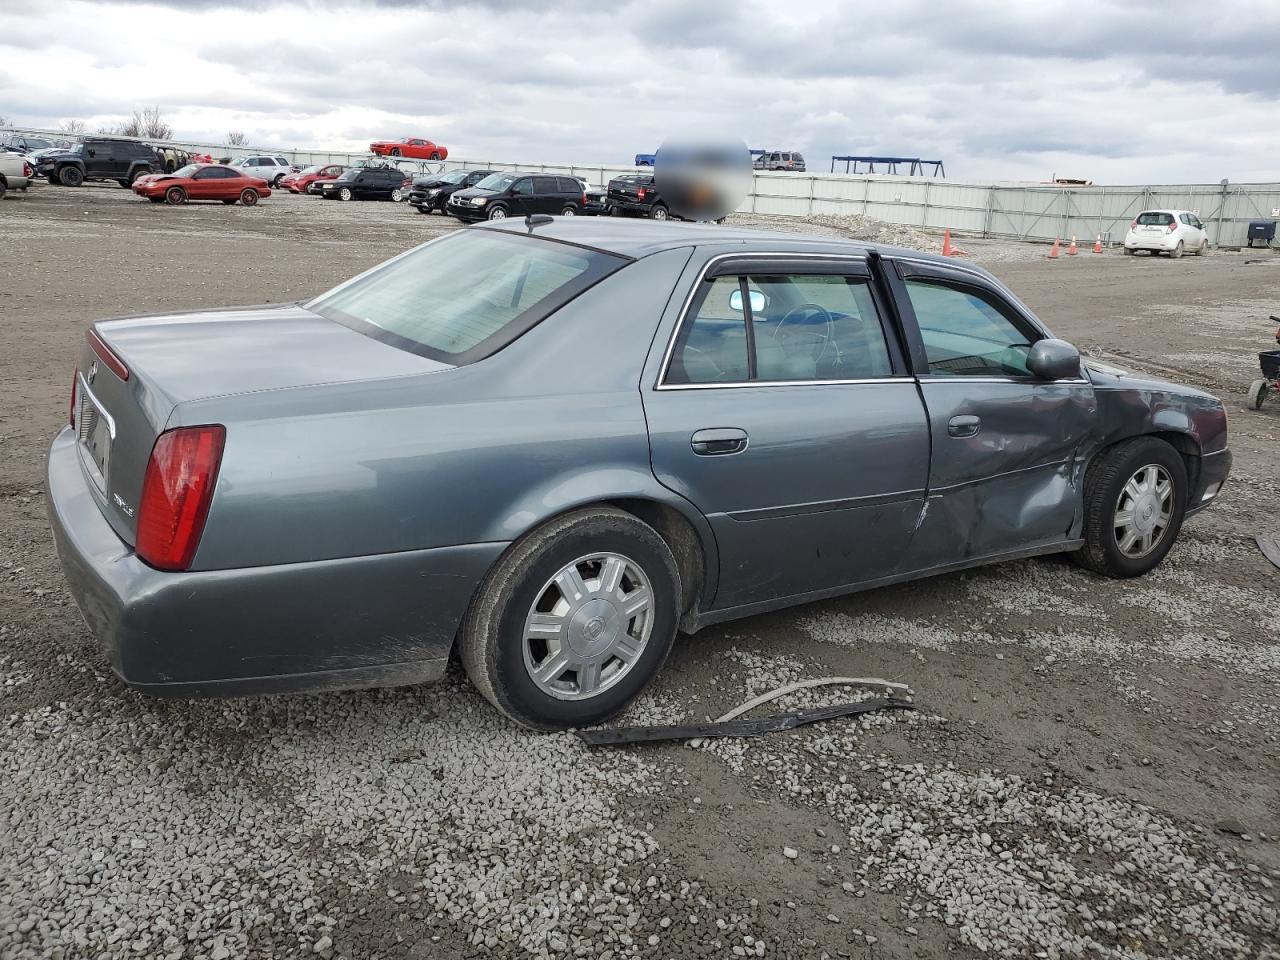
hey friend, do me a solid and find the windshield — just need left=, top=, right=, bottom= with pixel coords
left=336, top=169, right=359, bottom=181
left=173, top=164, right=200, bottom=178
left=308, top=231, right=628, bottom=364
left=70, top=144, right=84, bottom=156
left=439, top=170, right=468, bottom=184
left=300, top=165, right=321, bottom=174
left=474, top=173, right=517, bottom=191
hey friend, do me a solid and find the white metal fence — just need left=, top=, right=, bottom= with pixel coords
left=6, top=126, right=1279, bottom=248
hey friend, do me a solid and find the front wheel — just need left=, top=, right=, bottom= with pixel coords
left=338, top=187, right=353, bottom=201
left=1072, top=437, right=1187, bottom=578
left=486, top=204, right=508, bottom=220
left=240, top=188, right=259, bottom=206
left=1248, top=379, right=1270, bottom=410
left=165, top=186, right=187, bottom=205
left=59, top=166, right=83, bottom=187
left=459, top=507, right=681, bottom=730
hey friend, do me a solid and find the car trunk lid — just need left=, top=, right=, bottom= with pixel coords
left=74, top=303, right=449, bottom=545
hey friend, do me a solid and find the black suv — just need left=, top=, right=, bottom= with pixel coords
left=315, top=165, right=410, bottom=201
left=408, top=168, right=495, bottom=214
left=446, top=173, right=586, bottom=222
left=37, top=137, right=161, bottom=188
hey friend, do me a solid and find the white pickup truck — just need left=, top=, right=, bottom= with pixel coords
left=0, top=153, right=32, bottom=199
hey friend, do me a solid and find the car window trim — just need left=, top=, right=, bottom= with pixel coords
left=656, top=252, right=906, bottom=390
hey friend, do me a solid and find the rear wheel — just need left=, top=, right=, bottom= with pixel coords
left=59, top=166, right=83, bottom=187
left=165, top=186, right=186, bottom=205
left=1073, top=437, right=1187, bottom=578
left=429, top=151, right=441, bottom=161
left=240, top=188, right=259, bottom=206
left=1248, top=379, right=1270, bottom=410
left=649, top=203, right=669, bottom=221
left=390, top=147, right=402, bottom=157
left=1122, top=246, right=1134, bottom=255
left=486, top=204, right=508, bottom=220
left=1170, top=240, right=1184, bottom=258
left=560, top=205, right=577, bottom=216
left=390, top=188, right=403, bottom=202
left=459, top=507, right=681, bottom=730
left=221, top=199, right=236, bottom=205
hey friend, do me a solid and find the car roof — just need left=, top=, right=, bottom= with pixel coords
left=479, top=217, right=956, bottom=265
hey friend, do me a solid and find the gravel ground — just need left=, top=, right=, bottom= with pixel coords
left=1, top=183, right=1277, bottom=960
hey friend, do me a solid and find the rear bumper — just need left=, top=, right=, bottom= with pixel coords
left=1186, top=447, right=1231, bottom=516
left=46, top=427, right=503, bottom=696
left=1124, top=233, right=1180, bottom=251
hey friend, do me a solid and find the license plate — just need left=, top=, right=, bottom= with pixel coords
left=76, top=380, right=114, bottom=493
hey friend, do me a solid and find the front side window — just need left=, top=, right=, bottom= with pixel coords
left=666, top=270, right=893, bottom=385
left=904, top=279, right=1036, bottom=377
left=309, top=231, right=628, bottom=364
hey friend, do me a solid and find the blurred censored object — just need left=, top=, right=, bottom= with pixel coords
left=655, top=138, right=751, bottom=222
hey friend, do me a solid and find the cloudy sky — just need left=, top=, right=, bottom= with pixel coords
left=2, top=0, right=1278, bottom=184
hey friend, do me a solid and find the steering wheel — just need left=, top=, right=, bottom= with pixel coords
left=772, top=302, right=837, bottom=365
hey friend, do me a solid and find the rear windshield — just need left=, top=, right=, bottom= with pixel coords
left=308, top=230, right=629, bottom=364
left=1136, top=212, right=1175, bottom=225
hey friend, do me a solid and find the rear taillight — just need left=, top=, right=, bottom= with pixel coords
left=69, top=370, right=78, bottom=428
left=136, top=425, right=226, bottom=571
left=23, top=161, right=32, bottom=178
left=88, top=329, right=130, bottom=381
left=1130, top=220, right=1138, bottom=231
left=582, top=192, right=588, bottom=206
left=637, top=187, right=646, bottom=200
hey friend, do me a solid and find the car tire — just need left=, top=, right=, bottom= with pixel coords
left=1248, top=379, right=1269, bottom=410
left=1072, top=436, right=1188, bottom=579
left=390, top=148, right=401, bottom=157
left=240, top=188, right=259, bottom=206
left=560, top=205, right=577, bottom=216
left=46, top=174, right=59, bottom=185
left=429, top=151, right=441, bottom=161
left=486, top=204, right=508, bottom=220
left=391, top=188, right=403, bottom=202
left=338, top=187, right=353, bottom=201
left=0, top=180, right=6, bottom=200
left=1122, top=246, right=1134, bottom=255
left=116, top=179, right=129, bottom=188
left=416, top=205, right=429, bottom=214
left=459, top=506, right=681, bottom=730
left=1170, top=240, right=1184, bottom=258
left=165, top=186, right=187, bottom=205
left=649, top=204, right=669, bottom=221
left=59, top=166, right=83, bottom=187
left=1196, top=240, right=1208, bottom=255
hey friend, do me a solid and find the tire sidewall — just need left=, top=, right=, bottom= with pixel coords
left=650, top=204, right=668, bottom=220
left=165, top=186, right=185, bottom=205
left=240, top=189, right=258, bottom=206
left=487, top=204, right=507, bottom=220
left=473, top=513, right=680, bottom=729
left=1091, top=440, right=1188, bottom=576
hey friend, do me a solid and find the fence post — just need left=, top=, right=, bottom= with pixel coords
left=807, top=175, right=816, bottom=217
left=1214, top=179, right=1228, bottom=248
left=921, top=180, right=932, bottom=228
left=982, top=185, right=995, bottom=238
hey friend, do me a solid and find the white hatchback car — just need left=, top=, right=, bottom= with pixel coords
left=1123, top=209, right=1208, bottom=257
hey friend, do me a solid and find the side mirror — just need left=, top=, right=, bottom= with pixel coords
left=1026, top=338, right=1081, bottom=380
left=728, top=289, right=767, bottom=314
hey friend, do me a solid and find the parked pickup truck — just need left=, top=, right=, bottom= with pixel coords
left=0, top=153, right=33, bottom=199
left=606, top=173, right=669, bottom=219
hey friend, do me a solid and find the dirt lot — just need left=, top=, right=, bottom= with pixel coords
left=1, top=183, right=1278, bottom=960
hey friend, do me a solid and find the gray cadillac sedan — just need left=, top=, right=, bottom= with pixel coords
left=47, top=219, right=1231, bottom=729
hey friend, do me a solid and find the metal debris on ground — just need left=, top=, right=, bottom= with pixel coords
left=1254, top=536, right=1280, bottom=570
left=576, top=697, right=916, bottom=746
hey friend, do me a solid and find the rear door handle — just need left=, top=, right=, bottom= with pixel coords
left=947, top=414, right=981, bottom=438
left=691, top=427, right=749, bottom=456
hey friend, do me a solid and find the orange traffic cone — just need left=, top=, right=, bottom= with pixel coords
left=1093, top=234, right=1103, bottom=253
left=1048, top=237, right=1061, bottom=259
left=1067, top=235, right=1078, bottom=256
left=942, top=228, right=953, bottom=257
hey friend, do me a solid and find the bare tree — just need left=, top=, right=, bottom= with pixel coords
left=0, top=116, right=9, bottom=127
left=120, top=106, right=173, bottom=140
left=97, top=123, right=121, bottom=135
left=226, top=130, right=248, bottom=147
left=59, top=119, right=87, bottom=135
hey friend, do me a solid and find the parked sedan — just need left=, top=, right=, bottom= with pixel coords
left=131, top=164, right=272, bottom=205
left=370, top=137, right=448, bottom=161
left=1123, top=210, right=1208, bottom=257
left=316, top=166, right=409, bottom=201
left=281, top=164, right=346, bottom=194
left=46, top=221, right=1231, bottom=730
left=408, top=168, right=495, bottom=214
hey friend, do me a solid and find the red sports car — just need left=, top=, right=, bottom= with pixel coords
left=280, top=163, right=346, bottom=194
left=369, top=137, right=448, bottom=160
left=132, top=164, right=272, bottom=205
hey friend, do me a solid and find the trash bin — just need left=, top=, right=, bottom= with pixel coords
left=1247, top=221, right=1277, bottom=247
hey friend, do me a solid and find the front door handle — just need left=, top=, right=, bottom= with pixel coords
left=691, top=427, right=749, bottom=456
left=947, top=414, right=981, bottom=438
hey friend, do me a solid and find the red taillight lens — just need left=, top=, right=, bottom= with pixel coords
left=69, top=370, right=78, bottom=428
left=88, top=329, right=130, bottom=381
left=1130, top=220, right=1138, bottom=231
left=136, top=425, right=226, bottom=571
left=23, top=161, right=32, bottom=178
left=637, top=187, right=646, bottom=200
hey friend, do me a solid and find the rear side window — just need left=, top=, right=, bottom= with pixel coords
left=309, top=231, right=629, bottom=365
left=1136, top=212, right=1175, bottom=225
left=557, top=177, right=582, bottom=193
left=533, top=176, right=558, bottom=193
left=904, top=279, right=1036, bottom=377
left=666, top=271, right=893, bottom=384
